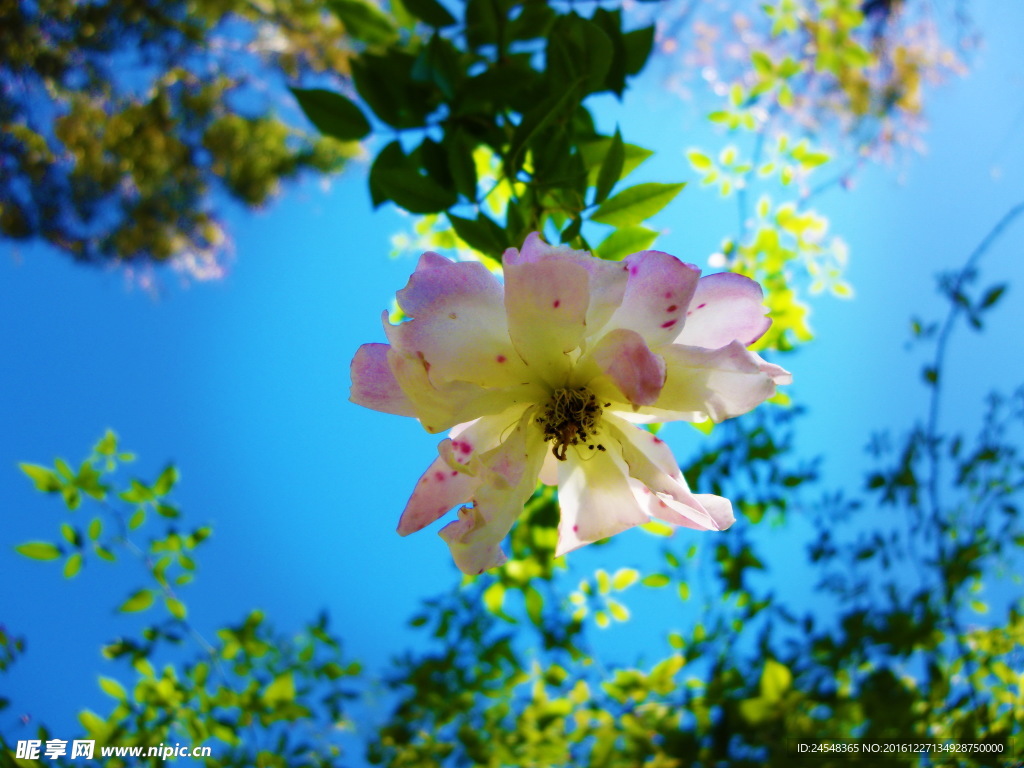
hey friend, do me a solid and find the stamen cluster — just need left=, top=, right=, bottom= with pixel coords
left=537, top=387, right=608, bottom=461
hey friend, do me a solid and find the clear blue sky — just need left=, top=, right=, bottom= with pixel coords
left=2, top=0, right=1023, bottom=756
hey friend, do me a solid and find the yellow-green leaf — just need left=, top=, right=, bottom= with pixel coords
left=16, top=541, right=61, bottom=560
left=119, top=589, right=154, bottom=613
left=591, top=182, right=686, bottom=228
left=760, top=659, right=792, bottom=702
left=642, top=573, right=670, bottom=588
left=611, top=568, right=639, bottom=591
left=263, top=672, right=296, bottom=707
left=19, top=463, right=61, bottom=492
left=166, top=596, right=187, bottom=620
left=99, top=676, right=127, bottom=700
left=64, top=553, right=83, bottom=578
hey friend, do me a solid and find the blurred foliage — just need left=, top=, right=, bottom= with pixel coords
left=3, top=432, right=360, bottom=767
left=0, top=0, right=362, bottom=279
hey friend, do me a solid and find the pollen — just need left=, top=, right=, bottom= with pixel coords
left=536, top=387, right=603, bottom=461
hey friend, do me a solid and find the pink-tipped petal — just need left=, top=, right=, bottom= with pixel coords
left=349, top=343, right=417, bottom=416
left=397, top=451, right=481, bottom=536
left=439, top=412, right=546, bottom=574
left=554, top=436, right=649, bottom=557
left=587, top=328, right=666, bottom=407
left=387, top=257, right=526, bottom=388
left=504, top=259, right=589, bottom=386
left=603, top=250, right=700, bottom=348
left=676, top=272, right=772, bottom=348
left=644, top=341, right=791, bottom=423
left=396, top=251, right=500, bottom=316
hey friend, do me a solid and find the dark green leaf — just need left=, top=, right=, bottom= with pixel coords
left=506, top=88, right=579, bottom=177
left=448, top=213, right=507, bottom=257
left=352, top=51, right=435, bottom=129
left=981, top=283, right=1007, bottom=308
left=401, top=0, right=456, bottom=27
left=290, top=88, right=371, bottom=141
left=328, top=0, right=399, bottom=45
left=622, top=25, right=655, bottom=76
left=465, top=0, right=499, bottom=49
left=445, top=131, right=478, bottom=200
left=375, top=166, right=457, bottom=214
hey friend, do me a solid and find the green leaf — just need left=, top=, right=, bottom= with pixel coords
left=622, top=25, right=655, bottom=76
left=263, top=672, right=296, bottom=707
left=591, top=182, right=686, bottom=227
left=370, top=140, right=456, bottom=214
left=594, top=129, right=624, bottom=204
left=482, top=582, right=505, bottom=615
left=611, top=567, right=639, bottom=591
left=686, top=149, right=713, bottom=172
left=60, top=523, right=78, bottom=546
left=375, top=166, right=457, bottom=214
left=444, top=130, right=478, bottom=200
left=16, top=541, right=61, bottom=560
left=290, top=88, right=371, bottom=141
left=98, top=676, right=127, bottom=700
left=607, top=598, right=630, bottom=622
left=642, top=573, right=670, bottom=588
left=595, top=225, right=659, bottom=261
left=119, top=589, right=154, bottom=613
left=525, top=586, right=544, bottom=626
left=449, top=213, right=506, bottom=257
left=88, top=517, right=102, bottom=540
left=328, top=0, right=399, bottom=45
left=64, top=553, right=83, bottom=578
left=19, top=463, right=61, bottom=492
left=981, top=284, right=1007, bottom=308
left=401, top=0, right=456, bottom=27
left=760, top=659, right=792, bottom=702
left=95, top=430, right=118, bottom=457
left=166, top=596, right=187, bottom=620
left=506, top=88, right=579, bottom=178
left=751, top=50, right=773, bottom=75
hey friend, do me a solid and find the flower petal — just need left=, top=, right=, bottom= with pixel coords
left=438, top=411, right=546, bottom=574
left=387, top=256, right=526, bottom=388
left=396, top=251, right=500, bottom=316
left=675, top=271, right=771, bottom=348
left=397, top=452, right=481, bottom=536
left=505, top=232, right=628, bottom=335
left=584, top=327, right=666, bottom=407
left=603, top=250, right=700, bottom=348
left=504, top=258, right=590, bottom=387
left=641, top=341, right=791, bottom=423
left=554, top=434, right=649, bottom=557
left=388, top=347, right=541, bottom=433
left=606, top=416, right=734, bottom=531
left=349, top=343, right=417, bottom=416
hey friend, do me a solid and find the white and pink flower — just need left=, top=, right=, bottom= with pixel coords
left=350, top=233, right=791, bottom=574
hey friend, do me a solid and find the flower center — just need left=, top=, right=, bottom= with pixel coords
left=537, top=387, right=608, bottom=461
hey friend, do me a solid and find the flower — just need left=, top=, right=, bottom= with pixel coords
left=350, top=233, right=791, bottom=574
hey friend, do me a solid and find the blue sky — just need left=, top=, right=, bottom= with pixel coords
left=3, top=0, right=1024, bottom=757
